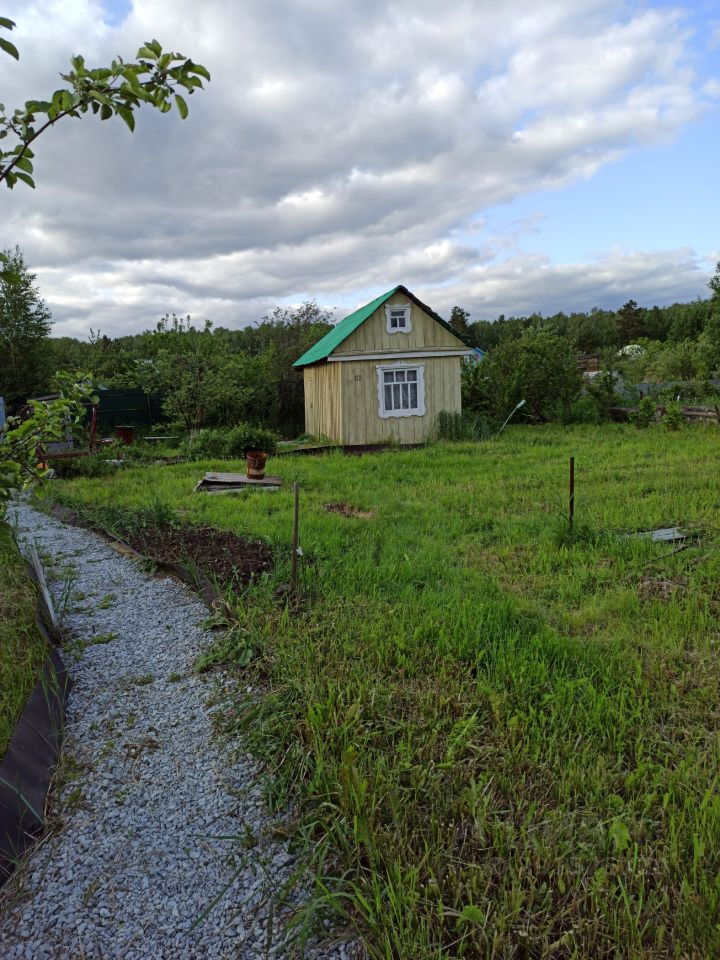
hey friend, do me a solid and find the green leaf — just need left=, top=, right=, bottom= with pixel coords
left=189, top=62, right=211, bottom=82
left=122, top=67, right=142, bottom=93
left=174, top=93, right=188, bottom=119
left=0, top=36, right=19, bottom=60
left=14, top=171, right=34, bottom=188
left=117, top=106, right=135, bottom=131
left=147, top=38, right=162, bottom=56
left=100, top=103, right=112, bottom=120
left=608, top=819, right=631, bottom=853
left=458, top=905, right=485, bottom=924
left=160, top=99, right=172, bottom=113
left=24, top=100, right=50, bottom=114
left=0, top=17, right=16, bottom=29
left=136, top=46, right=155, bottom=60
left=14, top=156, right=33, bottom=173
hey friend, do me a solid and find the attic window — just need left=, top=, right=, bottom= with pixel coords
left=377, top=363, right=425, bottom=418
left=385, top=303, right=412, bottom=334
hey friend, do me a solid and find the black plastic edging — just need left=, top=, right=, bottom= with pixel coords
left=0, top=555, right=72, bottom=885
left=1, top=501, right=229, bottom=888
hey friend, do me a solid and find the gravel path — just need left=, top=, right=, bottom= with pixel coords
left=0, top=502, right=353, bottom=960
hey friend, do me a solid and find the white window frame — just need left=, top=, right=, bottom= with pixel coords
left=384, top=302, right=412, bottom=335
left=376, top=362, right=425, bottom=419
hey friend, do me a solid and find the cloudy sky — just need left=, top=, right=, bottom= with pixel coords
left=1, top=0, right=718, bottom=337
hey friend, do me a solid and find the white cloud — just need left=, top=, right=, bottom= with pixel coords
left=0, top=0, right=714, bottom=336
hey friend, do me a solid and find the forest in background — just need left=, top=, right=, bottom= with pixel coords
left=2, top=245, right=719, bottom=436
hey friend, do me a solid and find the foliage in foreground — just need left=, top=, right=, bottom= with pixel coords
left=0, top=522, right=46, bottom=758
left=0, top=372, right=95, bottom=515
left=48, top=425, right=720, bottom=958
left=0, top=19, right=209, bottom=190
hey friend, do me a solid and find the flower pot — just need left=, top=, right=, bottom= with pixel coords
left=246, top=450, right=268, bottom=479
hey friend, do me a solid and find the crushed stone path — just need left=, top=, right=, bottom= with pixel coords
left=0, top=502, right=353, bottom=960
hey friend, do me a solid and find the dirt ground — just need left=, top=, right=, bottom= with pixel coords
left=125, top=526, right=273, bottom=587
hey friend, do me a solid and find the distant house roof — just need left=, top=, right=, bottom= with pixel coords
left=293, top=284, right=470, bottom=367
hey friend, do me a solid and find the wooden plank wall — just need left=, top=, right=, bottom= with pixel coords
left=341, top=355, right=461, bottom=445
left=303, top=363, right=343, bottom=441
left=336, top=294, right=463, bottom=355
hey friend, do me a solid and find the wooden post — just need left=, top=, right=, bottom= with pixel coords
left=569, top=456, right=575, bottom=526
left=291, top=481, right=300, bottom=590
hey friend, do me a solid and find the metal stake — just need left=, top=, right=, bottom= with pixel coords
left=569, top=456, right=575, bottom=526
left=291, top=481, right=300, bottom=590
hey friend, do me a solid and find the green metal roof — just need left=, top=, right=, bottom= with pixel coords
left=293, top=284, right=469, bottom=367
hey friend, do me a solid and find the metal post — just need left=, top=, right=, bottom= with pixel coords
left=291, top=481, right=300, bottom=590
left=90, top=404, right=98, bottom=453
left=569, top=456, right=575, bottom=526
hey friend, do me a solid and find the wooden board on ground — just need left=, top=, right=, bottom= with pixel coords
left=194, top=472, right=283, bottom=493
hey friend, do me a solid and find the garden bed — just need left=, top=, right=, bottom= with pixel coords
left=124, top=525, right=273, bottom=588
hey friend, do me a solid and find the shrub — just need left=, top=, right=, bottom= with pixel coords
left=631, top=396, right=656, bottom=429
left=188, top=423, right=280, bottom=460
left=469, top=328, right=583, bottom=423
left=187, top=428, right=227, bottom=459
left=584, top=370, right=620, bottom=421
left=663, top=400, right=683, bottom=431
left=224, top=423, right=279, bottom=458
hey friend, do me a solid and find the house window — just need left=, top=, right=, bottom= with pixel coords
left=384, top=302, right=412, bottom=334
left=377, top=363, right=426, bottom=418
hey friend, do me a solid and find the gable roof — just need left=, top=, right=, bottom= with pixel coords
left=293, top=284, right=470, bottom=367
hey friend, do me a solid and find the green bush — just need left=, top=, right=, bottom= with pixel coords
left=224, top=423, right=279, bottom=457
left=663, top=400, right=684, bottom=430
left=187, top=428, right=227, bottom=459
left=584, top=370, right=619, bottom=420
left=188, top=423, right=279, bottom=460
left=630, top=396, right=656, bottom=429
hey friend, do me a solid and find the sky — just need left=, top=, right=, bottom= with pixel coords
left=1, top=0, right=719, bottom=338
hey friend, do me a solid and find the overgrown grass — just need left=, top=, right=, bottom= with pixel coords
left=45, top=424, right=720, bottom=958
left=0, top=522, right=47, bottom=758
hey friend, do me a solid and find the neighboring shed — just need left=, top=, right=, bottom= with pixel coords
left=293, top=285, right=472, bottom=444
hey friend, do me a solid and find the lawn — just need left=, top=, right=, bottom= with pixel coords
left=46, top=423, right=720, bottom=958
left=0, top=522, right=47, bottom=759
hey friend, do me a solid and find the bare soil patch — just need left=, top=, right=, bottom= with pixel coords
left=125, top=526, right=273, bottom=587
left=324, top=502, right=376, bottom=520
left=637, top=575, right=687, bottom=602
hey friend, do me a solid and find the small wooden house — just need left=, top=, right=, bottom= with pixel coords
left=293, top=285, right=472, bottom=445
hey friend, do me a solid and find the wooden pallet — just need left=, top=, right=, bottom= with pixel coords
left=194, top=472, right=283, bottom=493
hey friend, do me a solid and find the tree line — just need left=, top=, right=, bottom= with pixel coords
left=2, top=245, right=719, bottom=435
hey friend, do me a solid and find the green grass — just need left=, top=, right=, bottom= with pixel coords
left=45, top=424, right=720, bottom=958
left=0, top=522, right=48, bottom=759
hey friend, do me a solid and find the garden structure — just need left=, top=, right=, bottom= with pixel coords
left=294, top=285, right=472, bottom=444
